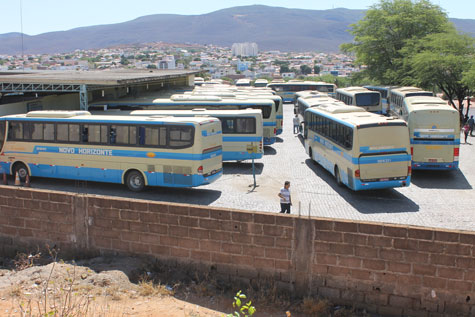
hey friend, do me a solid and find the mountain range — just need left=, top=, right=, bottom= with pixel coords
left=0, top=5, right=474, bottom=54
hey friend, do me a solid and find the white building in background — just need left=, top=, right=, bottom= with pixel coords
left=158, top=55, right=176, bottom=70
left=231, top=42, right=258, bottom=57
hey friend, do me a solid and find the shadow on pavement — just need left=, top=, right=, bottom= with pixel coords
left=411, top=169, right=472, bottom=190
left=26, top=177, right=222, bottom=206
left=223, top=162, right=264, bottom=175
left=264, top=147, right=277, bottom=155
left=275, top=137, right=284, bottom=143
left=304, top=159, right=420, bottom=214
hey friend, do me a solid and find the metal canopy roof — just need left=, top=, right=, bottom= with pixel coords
left=0, top=70, right=201, bottom=110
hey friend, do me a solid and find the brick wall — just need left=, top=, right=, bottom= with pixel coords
left=0, top=185, right=474, bottom=316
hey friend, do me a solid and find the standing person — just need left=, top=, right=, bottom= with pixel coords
left=463, top=123, right=470, bottom=143
left=293, top=114, right=300, bottom=134
left=468, top=115, right=474, bottom=136
left=278, top=181, right=292, bottom=214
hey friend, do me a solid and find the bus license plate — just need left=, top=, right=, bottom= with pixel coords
left=379, top=178, right=389, bottom=181
left=428, top=159, right=438, bottom=162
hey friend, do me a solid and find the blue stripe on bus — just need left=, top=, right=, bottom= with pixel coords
left=222, top=136, right=262, bottom=142
left=276, top=115, right=283, bottom=119
left=201, top=130, right=222, bottom=137
left=359, top=154, right=412, bottom=164
left=4, top=146, right=222, bottom=161
left=223, top=151, right=263, bottom=161
left=412, top=161, right=459, bottom=170
left=360, top=147, right=408, bottom=154
left=263, top=122, right=277, bottom=127
left=413, top=132, right=455, bottom=139
left=410, top=139, right=460, bottom=145
left=0, top=162, right=222, bottom=187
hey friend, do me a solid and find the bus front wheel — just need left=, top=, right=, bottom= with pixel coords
left=126, top=170, right=145, bottom=192
left=13, top=162, right=29, bottom=182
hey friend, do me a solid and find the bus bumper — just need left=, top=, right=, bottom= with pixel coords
left=264, top=137, right=276, bottom=145
left=276, top=128, right=283, bottom=135
left=353, top=176, right=411, bottom=190
left=199, top=169, right=222, bottom=185
left=412, top=162, right=459, bottom=170
left=223, top=152, right=263, bottom=161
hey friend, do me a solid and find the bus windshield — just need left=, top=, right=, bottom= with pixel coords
left=356, top=93, right=380, bottom=107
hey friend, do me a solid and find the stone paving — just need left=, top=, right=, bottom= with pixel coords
left=29, top=103, right=475, bottom=232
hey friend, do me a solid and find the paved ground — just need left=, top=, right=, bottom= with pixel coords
left=24, top=104, right=475, bottom=232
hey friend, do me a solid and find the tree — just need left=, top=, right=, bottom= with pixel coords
left=408, top=30, right=474, bottom=117
left=147, top=64, right=157, bottom=69
left=313, top=65, right=320, bottom=75
left=120, top=57, right=130, bottom=66
left=279, top=64, right=290, bottom=74
left=300, top=65, right=312, bottom=75
left=341, top=0, right=450, bottom=84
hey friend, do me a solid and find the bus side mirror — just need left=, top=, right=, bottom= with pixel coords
left=294, top=109, right=297, bottom=114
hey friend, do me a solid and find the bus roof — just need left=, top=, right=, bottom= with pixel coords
left=336, top=87, right=378, bottom=94
left=307, top=105, right=405, bottom=127
left=295, top=90, right=329, bottom=99
left=154, top=96, right=274, bottom=106
left=268, top=81, right=334, bottom=86
left=404, top=96, right=458, bottom=112
left=299, top=97, right=341, bottom=107
left=390, top=87, right=433, bottom=96
left=130, top=109, right=263, bottom=117
left=3, top=111, right=218, bottom=125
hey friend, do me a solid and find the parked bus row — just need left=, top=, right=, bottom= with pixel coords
left=294, top=86, right=460, bottom=185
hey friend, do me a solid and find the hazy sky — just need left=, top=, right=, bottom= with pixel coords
left=1, top=0, right=472, bottom=35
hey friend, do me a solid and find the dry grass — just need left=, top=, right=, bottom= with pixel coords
left=138, top=278, right=174, bottom=297
left=301, top=297, right=331, bottom=316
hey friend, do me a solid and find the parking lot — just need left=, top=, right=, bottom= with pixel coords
left=27, top=103, right=475, bottom=232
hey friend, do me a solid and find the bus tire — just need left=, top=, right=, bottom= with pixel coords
left=13, top=162, right=29, bottom=182
left=308, top=148, right=313, bottom=160
left=125, top=170, right=145, bottom=192
left=335, top=166, right=343, bottom=187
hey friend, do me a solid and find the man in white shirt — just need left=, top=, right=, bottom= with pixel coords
left=278, top=181, right=291, bottom=214
left=293, top=115, right=300, bottom=134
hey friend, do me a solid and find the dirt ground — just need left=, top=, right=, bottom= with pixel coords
left=0, top=255, right=298, bottom=317
left=0, top=254, right=362, bottom=316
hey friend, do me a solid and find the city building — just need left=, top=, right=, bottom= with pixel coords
left=231, top=42, right=258, bottom=57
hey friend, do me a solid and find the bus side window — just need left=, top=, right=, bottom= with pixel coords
left=109, top=127, right=117, bottom=144
left=82, top=127, right=89, bottom=142
left=138, top=126, right=145, bottom=145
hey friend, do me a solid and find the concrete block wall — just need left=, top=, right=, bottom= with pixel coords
left=0, top=185, right=474, bottom=316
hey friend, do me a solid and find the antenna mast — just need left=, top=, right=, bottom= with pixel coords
left=20, top=0, right=24, bottom=71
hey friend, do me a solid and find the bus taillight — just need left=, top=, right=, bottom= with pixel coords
left=354, top=169, right=360, bottom=178
left=281, top=120, right=283, bottom=127
left=408, top=166, right=412, bottom=175
left=197, top=166, right=203, bottom=175
left=259, top=140, right=263, bottom=151
left=454, top=147, right=459, bottom=161
left=410, top=147, right=413, bottom=156
left=274, top=128, right=277, bottom=135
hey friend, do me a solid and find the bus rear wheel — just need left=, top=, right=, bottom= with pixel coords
left=13, top=163, right=29, bottom=182
left=335, top=166, right=343, bottom=187
left=126, top=170, right=145, bottom=192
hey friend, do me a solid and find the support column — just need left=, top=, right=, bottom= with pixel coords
left=79, top=84, right=88, bottom=110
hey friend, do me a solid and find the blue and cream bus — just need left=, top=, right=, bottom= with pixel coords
left=401, top=96, right=460, bottom=170
left=304, top=103, right=411, bottom=190
left=0, top=111, right=223, bottom=191
left=335, top=87, right=383, bottom=114
left=388, top=87, right=433, bottom=117
left=130, top=109, right=264, bottom=161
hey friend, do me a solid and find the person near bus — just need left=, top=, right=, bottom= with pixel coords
left=468, top=115, right=474, bottom=136
left=278, top=181, right=292, bottom=214
left=463, top=123, right=470, bottom=143
left=293, top=114, right=299, bottom=134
